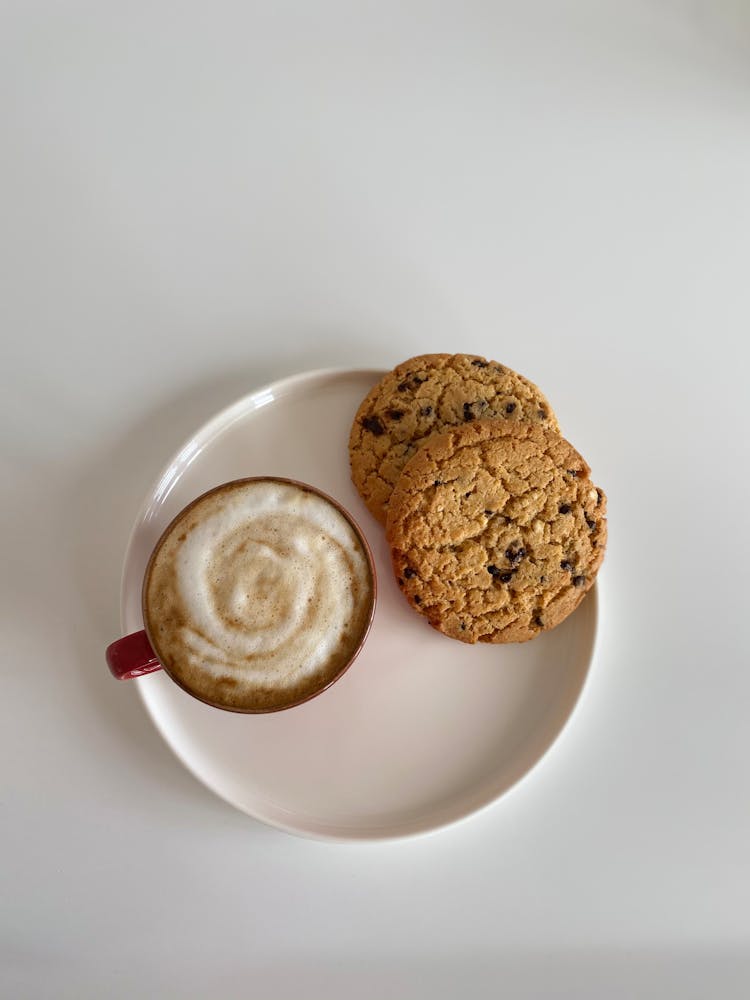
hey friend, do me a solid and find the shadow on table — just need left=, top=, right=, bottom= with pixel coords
left=6, top=948, right=750, bottom=999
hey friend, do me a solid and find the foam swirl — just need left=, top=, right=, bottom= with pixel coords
left=145, top=481, right=373, bottom=710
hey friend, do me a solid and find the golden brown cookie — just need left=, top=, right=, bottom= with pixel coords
left=385, top=420, right=606, bottom=643
left=349, top=354, right=559, bottom=524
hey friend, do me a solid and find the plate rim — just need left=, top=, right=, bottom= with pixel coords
left=120, top=366, right=602, bottom=842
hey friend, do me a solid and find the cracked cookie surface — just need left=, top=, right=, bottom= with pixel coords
left=349, top=354, right=559, bottom=524
left=385, top=420, right=606, bottom=643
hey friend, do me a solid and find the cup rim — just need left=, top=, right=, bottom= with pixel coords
left=141, top=476, right=378, bottom=714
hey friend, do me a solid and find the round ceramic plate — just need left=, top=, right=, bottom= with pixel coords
left=121, top=368, right=599, bottom=840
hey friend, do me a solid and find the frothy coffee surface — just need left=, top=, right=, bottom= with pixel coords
left=144, top=480, right=374, bottom=710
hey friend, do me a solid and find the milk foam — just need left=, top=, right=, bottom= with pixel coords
left=145, top=481, right=373, bottom=709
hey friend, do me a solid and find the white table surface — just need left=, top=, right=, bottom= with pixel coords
left=2, top=2, right=749, bottom=997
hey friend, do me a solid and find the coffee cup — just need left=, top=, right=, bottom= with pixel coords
left=106, top=478, right=377, bottom=713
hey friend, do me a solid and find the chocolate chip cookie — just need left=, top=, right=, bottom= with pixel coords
left=385, top=419, right=606, bottom=643
left=349, top=354, right=559, bottom=524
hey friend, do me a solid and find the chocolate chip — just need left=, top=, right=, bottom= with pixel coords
left=533, top=614, right=544, bottom=628
left=412, top=376, right=427, bottom=386
left=397, top=578, right=404, bottom=586
left=489, top=565, right=515, bottom=583
left=586, top=516, right=596, bottom=530
left=538, top=407, right=548, bottom=419
left=387, top=409, right=404, bottom=421
left=464, top=491, right=471, bottom=498
left=463, top=401, right=474, bottom=421
left=460, top=623, right=466, bottom=631
left=560, top=559, right=573, bottom=571
left=558, top=503, right=571, bottom=514
left=361, top=415, right=385, bottom=436
left=421, top=405, right=433, bottom=416
left=484, top=509, right=494, bottom=517
left=434, top=479, right=442, bottom=487
left=505, top=546, right=526, bottom=565
left=505, top=402, right=516, bottom=414
left=567, top=469, right=578, bottom=477
left=540, top=575, right=547, bottom=583
left=471, top=359, right=489, bottom=367
left=404, top=567, right=416, bottom=579
left=413, top=595, right=422, bottom=604
left=397, top=380, right=409, bottom=392
left=572, top=575, right=586, bottom=587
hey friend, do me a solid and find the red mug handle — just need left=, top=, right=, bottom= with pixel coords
left=106, top=630, right=163, bottom=680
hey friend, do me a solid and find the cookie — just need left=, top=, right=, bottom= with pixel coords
left=349, top=354, right=559, bottom=524
left=385, top=419, right=606, bottom=643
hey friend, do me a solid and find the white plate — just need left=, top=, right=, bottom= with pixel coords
left=121, top=368, right=599, bottom=841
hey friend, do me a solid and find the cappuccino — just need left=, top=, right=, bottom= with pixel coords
left=143, top=479, right=375, bottom=711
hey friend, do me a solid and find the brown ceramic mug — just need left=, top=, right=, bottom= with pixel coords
left=106, top=478, right=377, bottom=713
